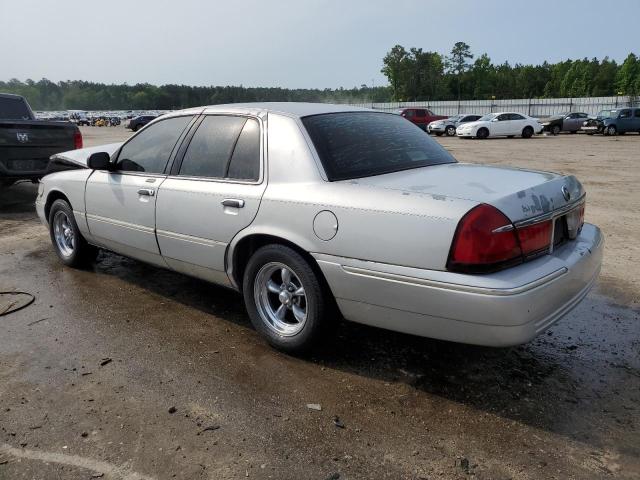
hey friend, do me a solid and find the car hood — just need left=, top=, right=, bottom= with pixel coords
left=49, top=142, right=122, bottom=168
left=348, top=163, right=583, bottom=223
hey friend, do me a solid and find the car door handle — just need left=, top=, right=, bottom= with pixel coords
left=221, top=199, right=245, bottom=208
left=137, top=188, right=155, bottom=196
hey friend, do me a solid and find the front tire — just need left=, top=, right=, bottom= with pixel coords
left=605, top=125, right=617, bottom=136
left=551, top=125, right=561, bottom=135
left=522, top=126, right=534, bottom=138
left=445, top=125, right=456, bottom=136
left=49, top=199, right=98, bottom=267
left=243, top=244, right=327, bottom=353
left=476, top=128, right=489, bottom=139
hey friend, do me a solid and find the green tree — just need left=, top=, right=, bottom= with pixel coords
left=616, top=53, right=639, bottom=95
left=445, top=42, right=473, bottom=100
left=381, top=45, right=409, bottom=101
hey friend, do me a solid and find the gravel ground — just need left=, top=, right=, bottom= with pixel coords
left=0, top=126, right=638, bottom=480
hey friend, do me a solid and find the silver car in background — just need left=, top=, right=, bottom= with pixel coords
left=427, top=114, right=482, bottom=136
left=36, top=103, right=603, bottom=352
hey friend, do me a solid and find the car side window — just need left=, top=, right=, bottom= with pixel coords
left=511, top=113, right=525, bottom=120
left=227, top=118, right=260, bottom=181
left=635, top=109, right=640, bottom=118
left=415, top=109, right=426, bottom=117
left=404, top=110, right=415, bottom=118
left=497, top=114, right=509, bottom=121
left=178, top=115, right=247, bottom=178
left=115, top=115, right=193, bottom=174
left=619, top=109, right=632, bottom=118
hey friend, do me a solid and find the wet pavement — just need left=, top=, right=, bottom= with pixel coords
left=0, top=130, right=639, bottom=479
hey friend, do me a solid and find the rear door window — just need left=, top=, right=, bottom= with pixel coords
left=619, top=109, right=632, bottom=118
left=178, top=115, right=246, bottom=178
left=635, top=109, right=640, bottom=118
left=227, top=119, right=261, bottom=181
left=115, top=115, right=193, bottom=173
left=176, top=115, right=260, bottom=181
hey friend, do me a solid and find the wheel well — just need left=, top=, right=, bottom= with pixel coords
left=231, top=234, right=328, bottom=292
left=44, top=190, right=71, bottom=222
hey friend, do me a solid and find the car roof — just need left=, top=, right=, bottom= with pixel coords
left=199, top=102, right=373, bottom=118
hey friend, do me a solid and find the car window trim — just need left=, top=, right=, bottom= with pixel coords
left=168, top=113, right=265, bottom=185
left=111, top=114, right=198, bottom=175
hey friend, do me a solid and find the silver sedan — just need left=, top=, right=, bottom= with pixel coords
left=36, top=103, right=603, bottom=352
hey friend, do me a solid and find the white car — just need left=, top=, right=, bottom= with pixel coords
left=427, top=114, right=482, bottom=136
left=456, top=112, right=543, bottom=139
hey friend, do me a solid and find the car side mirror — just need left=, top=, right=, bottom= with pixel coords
left=87, top=152, right=112, bottom=170
left=491, top=118, right=499, bottom=122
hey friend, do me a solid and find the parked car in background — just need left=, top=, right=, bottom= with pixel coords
left=0, top=93, right=82, bottom=187
left=456, top=112, right=543, bottom=139
left=581, top=108, right=640, bottom=136
left=395, top=107, right=447, bottom=130
left=427, top=114, right=482, bottom=136
left=539, top=112, right=589, bottom=135
left=36, top=103, right=601, bottom=353
left=126, top=115, right=157, bottom=131
left=68, top=110, right=91, bottom=126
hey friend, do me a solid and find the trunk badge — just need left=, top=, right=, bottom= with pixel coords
left=561, top=185, right=571, bottom=202
left=16, top=132, right=29, bottom=143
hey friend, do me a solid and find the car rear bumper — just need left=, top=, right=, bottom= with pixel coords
left=313, top=223, right=603, bottom=347
left=0, top=158, right=49, bottom=179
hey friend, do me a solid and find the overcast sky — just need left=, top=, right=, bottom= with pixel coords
left=2, top=0, right=638, bottom=89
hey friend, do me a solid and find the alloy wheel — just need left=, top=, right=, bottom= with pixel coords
left=254, top=262, right=308, bottom=336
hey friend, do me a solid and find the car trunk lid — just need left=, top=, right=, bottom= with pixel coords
left=349, top=162, right=584, bottom=224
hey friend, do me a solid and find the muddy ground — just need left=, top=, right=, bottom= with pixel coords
left=0, top=127, right=638, bottom=480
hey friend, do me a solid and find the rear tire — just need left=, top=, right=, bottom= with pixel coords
left=48, top=199, right=98, bottom=268
left=522, top=126, right=534, bottom=138
left=476, top=128, right=489, bottom=139
left=243, top=244, right=328, bottom=353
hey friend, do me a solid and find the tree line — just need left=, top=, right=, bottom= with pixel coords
left=2, top=43, right=639, bottom=110
left=382, top=42, right=640, bottom=101
left=0, top=78, right=390, bottom=111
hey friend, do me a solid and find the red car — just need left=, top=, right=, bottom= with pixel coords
left=396, top=107, right=448, bottom=131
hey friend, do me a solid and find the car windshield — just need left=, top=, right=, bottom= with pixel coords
left=597, top=110, right=614, bottom=118
left=447, top=115, right=462, bottom=121
left=302, top=112, right=456, bottom=181
left=478, top=114, right=496, bottom=121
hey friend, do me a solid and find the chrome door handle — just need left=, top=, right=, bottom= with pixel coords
left=221, top=198, right=245, bottom=208
left=137, top=188, right=155, bottom=196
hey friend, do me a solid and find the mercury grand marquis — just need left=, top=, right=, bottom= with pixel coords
left=36, top=103, right=603, bottom=352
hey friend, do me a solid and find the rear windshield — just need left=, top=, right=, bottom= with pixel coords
left=301, top=112, right=456, bottom=181
left=0, top=96, right=32, bottom=120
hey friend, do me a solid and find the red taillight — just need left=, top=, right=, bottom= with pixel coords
left=447, top=204, right=522, bottom=273
left=517, top=220, right=553, bottom=257
left=73, top=130, right=83, bottom=149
